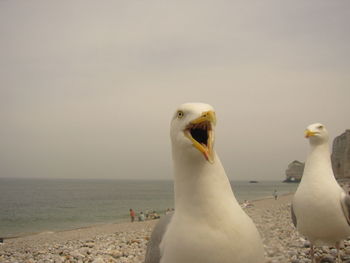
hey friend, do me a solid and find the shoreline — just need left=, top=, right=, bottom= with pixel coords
left=4, top=192, right=350, bottom=262
left=0, top=192, right=295, bottom=241
left=0, top=193, right=300, bottom=263
left=0, top=193, right=294, bottom=243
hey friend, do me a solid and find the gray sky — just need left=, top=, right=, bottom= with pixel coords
left=1, top=0, right=349, bottom=181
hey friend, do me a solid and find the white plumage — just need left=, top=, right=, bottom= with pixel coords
left=292, top=123, right=350, bottom=262
left=145, top=103, right=265, bottom=263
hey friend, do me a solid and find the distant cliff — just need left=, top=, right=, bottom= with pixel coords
left=331, top=129, right=350, bottom=179
left=284, top=160, right=304, bottom=182
left=284, top=129, right=350, bottom=182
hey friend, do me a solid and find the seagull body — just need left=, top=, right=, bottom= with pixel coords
left=145, top=103, right=264, bottom=263
left=292, top=123, right=350, bottom=262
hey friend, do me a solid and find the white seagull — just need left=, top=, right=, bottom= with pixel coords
left=145, top=103, right=265, bottom=263
left=292, top=123, right=350, bottom=262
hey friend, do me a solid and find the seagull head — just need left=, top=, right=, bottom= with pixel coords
left=304, top=123, right=329, bottom=145
left=170, top=103, right=216, bottom=164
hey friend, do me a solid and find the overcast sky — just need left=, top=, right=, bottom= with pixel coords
left=1, top=0, right=349, bottom=181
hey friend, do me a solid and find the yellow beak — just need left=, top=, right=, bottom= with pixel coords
left=184, top=111, right=216, bottom=164
left=190, top=111, right=216, bottom=126
left=304, top=129, right=317, bottom=138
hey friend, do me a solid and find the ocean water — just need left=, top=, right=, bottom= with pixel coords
left=0, top=178, right=298, bottom=238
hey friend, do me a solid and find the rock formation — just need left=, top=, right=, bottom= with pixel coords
left=284, top=160, right=304, bottom=182
left=331, top=129, right=350, bottom=179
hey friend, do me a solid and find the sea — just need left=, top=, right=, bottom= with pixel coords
left=0, top=178, right=298, bottom=238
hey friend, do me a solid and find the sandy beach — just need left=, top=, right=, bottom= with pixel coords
left=1, top=193, right=350, bottom=263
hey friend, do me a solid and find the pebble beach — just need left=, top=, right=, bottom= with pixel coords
left=1, top=194, right=350, bottom=263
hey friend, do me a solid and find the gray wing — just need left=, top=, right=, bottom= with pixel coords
left=144, top=212, right=173, bottom=263
left=291, top=203, right=297, bottom=227
left=340, top=192, right=350, bottom=225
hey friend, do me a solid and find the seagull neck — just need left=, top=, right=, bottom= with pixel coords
left=303, top=142, right=334, bottom=182
left=172, top=152, right=237, bottom=217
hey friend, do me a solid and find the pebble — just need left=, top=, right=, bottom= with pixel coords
left=320, top=254, right=335, bottom=263
left=0, top=230, right=148, bottom=263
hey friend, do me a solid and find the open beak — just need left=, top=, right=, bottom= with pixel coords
left=184, top=111, right=216, bottom=163
left=304, top=129, right=317, bottom=138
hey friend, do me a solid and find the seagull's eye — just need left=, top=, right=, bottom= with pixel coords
left=318, top=125, right=324, bottom=129
left=177, top=111, right=184, bottom=118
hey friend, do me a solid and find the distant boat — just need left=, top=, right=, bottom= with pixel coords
left=249, top=180, right=259, bottom=183
left=283, top=177, right=300, bottom=183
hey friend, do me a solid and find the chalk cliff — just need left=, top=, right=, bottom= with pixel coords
left=284, top=160, right=304, bottom=182
left=331, top=129, right=350, bottom=179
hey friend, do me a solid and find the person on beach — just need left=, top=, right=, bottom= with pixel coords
left=149, top=210, right=160, bottom=219
left=139, top=211, right=145, bottom=221
left=273, top=190, right=278, bottom=200
left=129, top=208, right=136, bottom=222
left=242, top=200, right=253, bottom=208
left=153, top=211, right=160, bottom=219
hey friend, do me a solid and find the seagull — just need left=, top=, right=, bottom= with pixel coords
left=145, top=103, right=265, bottom=263
left=292, top=123, right=350, bottom=263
